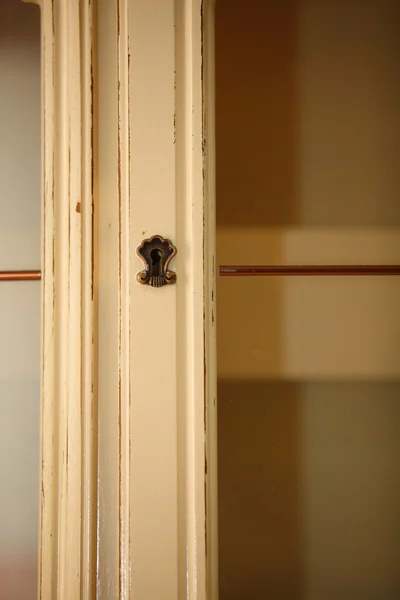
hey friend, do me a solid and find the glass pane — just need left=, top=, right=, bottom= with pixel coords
left=0, top=0, right=41, bottom=270
left=218, top=380, right=400, bottom=600
left=216, top=1, right=400, bottom=599
left=218, top=280, right=400, bottom=600
left=216, top=0, right=400, bottom=264
left=0, top=284, right=40, bottom=600
left=218, top=276, right=400, bottom=379
left=0, top=2, right=41, bottom=599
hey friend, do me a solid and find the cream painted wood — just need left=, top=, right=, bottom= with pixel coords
left=203, top=2, right=219, bottom=598
left=23, top=0, right=216, bottom=596
left=97, top=0, right=217, bottom=598
left=23, top=0, right=97, bottom=598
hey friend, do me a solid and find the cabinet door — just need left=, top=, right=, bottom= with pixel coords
left=96, top=1, right=217, bottom=597
left=32, top=1, right=98, bottom=598
left=215, top=1, right=400, bottom=599
left=0, top=2, right=41, bottom=598
left=36, top=0, right=218, bottom=599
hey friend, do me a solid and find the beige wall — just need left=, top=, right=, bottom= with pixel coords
left=0, top=2, right=41, bottom=599
left=216, top=1, right=400, bottom=598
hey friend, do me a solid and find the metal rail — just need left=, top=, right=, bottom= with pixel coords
left=3, top=265, right=400, bottom=280
left=220, top=265, right=400, bottom=276
left=0, top=270, right=41, bottom=281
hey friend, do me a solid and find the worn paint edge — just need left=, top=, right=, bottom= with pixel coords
left=34, top=0, right=97, bottom=598
left=117, top=0, right=132, bottom=598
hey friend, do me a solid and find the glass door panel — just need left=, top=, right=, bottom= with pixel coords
left=216, top=0, right=400, bottom=264
left=0, top=2, right=41, bottom=598
left=216, top=1, right=400, bottom=599
left=218, top=379, right=400, bottom=600
left=218, top=276, right=400, bottom=380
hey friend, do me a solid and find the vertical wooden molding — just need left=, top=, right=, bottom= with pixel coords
left=202, top=3, right=218, bottom=598
left=97, top=0, right=131, bottom=597
left=26, top=0, right=216, bottom=595
left=116, top=0, right=132, bottom=596
left=96, top=0, right=218, bottom=596
left=96, top=0, right=218, bottom=597
left=176, top=0, right=218, bottom=597
left=25, top=0, right=97, bottom=597
left=176, top=1, right=206, bottom=597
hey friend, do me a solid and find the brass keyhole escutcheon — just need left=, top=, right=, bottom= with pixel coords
left=136, top=235, right=177, bottom=287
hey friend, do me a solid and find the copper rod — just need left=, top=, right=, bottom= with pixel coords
left=0, top=270, right=41, bottom=281
left=220, top=265, right=400, bottom=276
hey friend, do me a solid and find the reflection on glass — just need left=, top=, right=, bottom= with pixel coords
left=0, top=284, right=40, bottom=600
left=218, top=276, right=400, bottom=600
left=0, top=1, right=41, bottom=599
left=216, top=0, right=400, bottom=598
left=216, top=0, right=400, bottom=260
left=0, top=1, right=41, bottom=270
left=218, top=380, right=400, bottom=600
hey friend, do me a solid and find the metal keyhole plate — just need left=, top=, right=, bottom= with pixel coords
left=136, top=235, right=177, bottom=287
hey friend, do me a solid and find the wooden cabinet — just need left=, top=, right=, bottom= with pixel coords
left=29, top=0, right=217, bottom=598
left=5, top=0, right=400, bottom=598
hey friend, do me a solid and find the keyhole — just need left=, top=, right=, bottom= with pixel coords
left=150, top=248, right=163, bottom=276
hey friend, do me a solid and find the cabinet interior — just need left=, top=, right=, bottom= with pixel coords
left=216, top=1, right=400, bottom=598
left=0, top=2, right=41, bottom=599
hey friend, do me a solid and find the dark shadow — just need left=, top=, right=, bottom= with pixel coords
left=215, top=0, right=301, bottom=227
left=217, top=380, right=304, bottom=600
left=215, top=1, right=302, bottom=594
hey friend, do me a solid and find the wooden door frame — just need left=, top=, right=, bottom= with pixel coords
left=25, top=0, right=97, bottom=598
left=31, top=0, right=217, bottom=597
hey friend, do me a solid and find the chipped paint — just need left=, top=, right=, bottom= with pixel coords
left=38, top=1, right=97, bottom=598
left=115, top=1, right=132, bottom=598
left=201, top=2, right=219, bottom=599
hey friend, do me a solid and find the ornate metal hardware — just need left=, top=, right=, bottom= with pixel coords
left=136, top=235, right=177, bottom=287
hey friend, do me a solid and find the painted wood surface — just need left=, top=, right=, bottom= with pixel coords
left=30, top=0, right=217, bottom=597
left=24, top=0, right=97, bottom=598
left=97, top=0, right=217, bottom=597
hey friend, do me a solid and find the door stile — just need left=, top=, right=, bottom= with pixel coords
left=24, top=0, right=97, bottom=598
left=202, top=3, right=218, bottom=597
left=97, top=0, right=217, bottom=597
